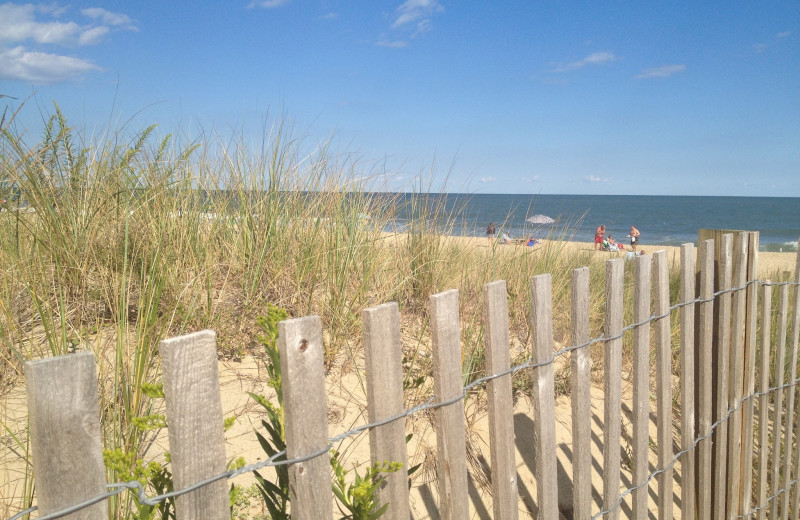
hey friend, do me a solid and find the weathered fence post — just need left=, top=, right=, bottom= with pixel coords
left=603, top=258, right=624, bottom=520
left=632, top=254, right=651, bottom=520
left=483, top=280, right=519, bottom=520
left=756, top=282, right=772, bottom=520
left=570, top=267, right=591, bottom=520
left=530, top=274, right=557, bottom=519
left=278, top=316, right=331, bottom=520
left=789, top=242, right=800, bottom=518
left=654, top=250, right=673, bottom=519
left=430, top=289, right=469, bottom=520
left=362, top=302, right=410, bottom=520
left=25, top=352, right=108, bottom=519
left=697, top=238, right=715, bottom=519
left=159, top=330, right=229, bottom=520
left=680, top=243, right=697, bottom=520
left=740, top=232, right=760, bottom=514
left=770, top=285, right=789, bottom=520
left=726, top=233, right=748, bottom=519
left=779, top=243, right=798, bottom=520
left=713, top=234, right=733, bottom=520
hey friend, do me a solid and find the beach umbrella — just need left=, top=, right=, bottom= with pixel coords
left=526, top=214, right=555, bottom=224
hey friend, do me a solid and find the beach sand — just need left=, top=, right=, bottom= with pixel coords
left=439, top=235, right=797, bottom=279
left=2, top=237, right=797, bottom=519
left=214, top=238, right=798, bottom=518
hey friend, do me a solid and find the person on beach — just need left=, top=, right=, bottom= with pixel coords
left=606, top=234, right=620, bottom=252
left=594, top=224, right=606, bottom=250
left=628, top=225, right=640, bottom=252
left=486, top=222, right=496, bottom=245
left=501, top=232, right=512, bottom=245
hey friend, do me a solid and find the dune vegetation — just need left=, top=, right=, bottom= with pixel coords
left=1, top=105, right=701, bottom=518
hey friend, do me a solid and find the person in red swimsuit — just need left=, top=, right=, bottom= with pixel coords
left=594, top=224, right=606, bottom=250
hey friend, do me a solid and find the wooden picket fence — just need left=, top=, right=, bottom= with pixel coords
left=17, top=232, right=800, bottom=520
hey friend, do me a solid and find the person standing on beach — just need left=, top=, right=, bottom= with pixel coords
left=594, top=224, right=606, bottom=250
left=629, top=225, right=640, bottom=252
left=486, top=222, right=496, bottom=245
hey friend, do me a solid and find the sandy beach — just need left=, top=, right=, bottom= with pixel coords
left=2, top=233, right=797, bottom=519
left=434, top=234, right=798, bottom=279
left=214, top=235, right=799, bottom=518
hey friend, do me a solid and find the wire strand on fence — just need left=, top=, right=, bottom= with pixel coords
left=9, top=278, right=800, bottom=520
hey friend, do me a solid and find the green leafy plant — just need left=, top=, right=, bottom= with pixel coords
left=330, top=450, right=402, bottom=520
left=104, top=381, right=175, bottom=520
left=249, top=305, right=291, bottom=520
left=104, top=382, right=241, bottom=520
left=103, top=449, right=174, bottom=520
left=249, top=305, right=403, bottom=520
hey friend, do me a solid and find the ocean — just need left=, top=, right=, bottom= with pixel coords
left=389, top=194, right=800, bottom=252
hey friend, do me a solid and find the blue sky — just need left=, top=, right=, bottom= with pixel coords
left=1, top=1, right=798, bottom=196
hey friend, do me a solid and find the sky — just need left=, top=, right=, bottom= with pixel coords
left=1, top=1, right=798, bottom=196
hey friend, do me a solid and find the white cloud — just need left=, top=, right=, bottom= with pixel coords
left=392, top=0, right=444, bottom=28
left=584, top=175, right=610, bottom=183
left=414, top=18, right=434, bottom=35
left=554, top=51, right=617, bottom=72
left=0, top=3, right=81, bottom=45
left=0, top=46, right=99, bottom=83
left=78, top=26, right=110, bottom=45
left=753, top=32, right=790, bottom=54
left=81, top=7, right=134, bottom=28
left=480, top=176, right=496, bottom=183
left=0, top=3, right=134, bottom=84
left=376, top=40, right=408, bottom=48
left=635, top=64, right=686, bottom=79
left=0, top=3, right=136, bottom=45
left=249, top=0, right=291, bottom=8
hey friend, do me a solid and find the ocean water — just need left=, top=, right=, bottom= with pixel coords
left=389, top=194, right=800, bottom=252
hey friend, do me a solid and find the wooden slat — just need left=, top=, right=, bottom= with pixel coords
left=25, top=352, right=107, bottom=520
left=780, top=247, right=800, bottom=520
left=726, top=233, right=748, bottom=518
left=430, top=289, right=469, bottom=520
left=632, top=254, right=651, bottom=520
left=713, top=233, right=733, bottom=520
left=278, top=316, right=331, bottom=520
left=756, top=283, right=773, bottom=520
left=571, top=267, right=591, bottom=520
left=159, top=330, right=229, bottom=520
left=769, top=285, right=789, bottom=520
left=362, top=302, right=410, bottom=520
left=789, top=243, right=800, bottom=519
left=654, top=251, right=674, bottom=519
left=483, top=280, right=519, bottom=520
left=740, top=232, right=760, bottom=514
left=603, top=258, right=624, bottom=520
left=530, top=274, right=557, bottom=519
left=697, top=238, right=715, bottom=518
left=680, top=243, right=697, bottom=520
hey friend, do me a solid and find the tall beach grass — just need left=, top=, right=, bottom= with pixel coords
left=0, top=105, right=693, bottom=518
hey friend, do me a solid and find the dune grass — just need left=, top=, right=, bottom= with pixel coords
left=0, top=106, right=692, bottom=518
